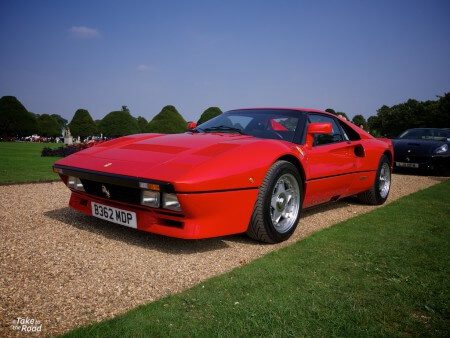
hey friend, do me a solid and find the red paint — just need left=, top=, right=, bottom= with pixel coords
left=305, top=122, right=333, bottom=147
left=55, top=108, right=393, bottom=239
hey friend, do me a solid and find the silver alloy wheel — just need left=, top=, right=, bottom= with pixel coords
left=270, top=173, right=300, bottom=233
left=379, top=162, right=391, bottom=199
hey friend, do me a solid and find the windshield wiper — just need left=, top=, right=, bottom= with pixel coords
left=203, top=125, right=246, bottom=135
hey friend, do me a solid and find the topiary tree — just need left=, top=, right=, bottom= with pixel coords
left=37, top=114, right=61, bottom=137
left=69, top=109, right=98, bottom=138
left=145, top=105, right=187, bottom=134
left=99, top=110, right=140, bottom=137
left=136, top=116, right=148, bottom=132
left=0, top=96, right=37, bottom=137
left=197, top=107, right=222, bottom=125
left=51, top=114, right=68, bottom=130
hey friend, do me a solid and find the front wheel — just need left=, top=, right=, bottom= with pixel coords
left=357, top=155, right=391, bottom=205
left=247, top=161, right=302, bottom=243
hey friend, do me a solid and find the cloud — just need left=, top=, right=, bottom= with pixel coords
left=137, top=64, right=151, bottom=72
left=69, top=26, right=100, bottom=39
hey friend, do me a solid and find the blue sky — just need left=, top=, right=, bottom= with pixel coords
left=1, top=0, right=449, bottom=121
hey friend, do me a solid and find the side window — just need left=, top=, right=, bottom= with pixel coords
left=308, top=114, right=344, bottom=146
left=338, top=120, right=360, bottom=141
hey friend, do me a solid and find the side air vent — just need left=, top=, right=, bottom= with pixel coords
left=354, top=144, right=365, bottom=157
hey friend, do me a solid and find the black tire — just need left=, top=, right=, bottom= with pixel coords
left=247, top=160, right=302, bottom=243
left=357, top=155, right=391, bottom=205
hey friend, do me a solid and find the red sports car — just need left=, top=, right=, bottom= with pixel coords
left=54, top=108, right=393, bottom=243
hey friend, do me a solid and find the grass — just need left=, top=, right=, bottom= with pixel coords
left=65, top=180, right=450, bottom=337
left=0, top=142, right=60, bottom=184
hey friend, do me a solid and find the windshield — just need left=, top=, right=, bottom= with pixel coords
left=195, top=109, right=305, bottom=142
left=398, top=128, right=450, bottom=141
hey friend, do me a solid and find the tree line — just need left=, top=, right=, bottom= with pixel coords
left=0, top=96, right=222, bottom=138
left=0, top=93, right=448, bottom=139
left=326, top=93, right=449, bottom=137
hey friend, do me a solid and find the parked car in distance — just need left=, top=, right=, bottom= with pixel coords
left=392, top=128, right=450, bottom=175
left=54, top=108, right=393, bottom=243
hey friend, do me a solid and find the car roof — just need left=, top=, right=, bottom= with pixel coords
left=227, top=107, right=329, bottom=114
left=226, top=107, right=375, bottom=139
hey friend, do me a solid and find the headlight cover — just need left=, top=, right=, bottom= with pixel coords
left=434, top=144, right=448, bottom=154
left=67, top=176, right=84, bottom=191
left=141, top=190, right=160, bottom=208
left=162, top=193, right=181, bottom=211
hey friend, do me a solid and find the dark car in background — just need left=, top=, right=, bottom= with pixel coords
left=393, top=128, right=450, bottom=175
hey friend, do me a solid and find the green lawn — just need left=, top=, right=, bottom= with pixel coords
left=0, top=142, right=60, bottom=184
left=65, top=180, right=450, bottom=337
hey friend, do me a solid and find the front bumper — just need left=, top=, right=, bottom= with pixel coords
left=69, top=188, right=258, bottom=239
left=394, top=154, right=450, bottom=172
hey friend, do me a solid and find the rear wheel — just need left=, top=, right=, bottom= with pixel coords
left=247, top=161, right=302, bottom=243
left=358, top=155, right=391, bottom=205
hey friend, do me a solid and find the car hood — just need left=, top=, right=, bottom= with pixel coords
left=55, top=133, right=295, bottom=192
left=392, top=138, right=447, bottom=156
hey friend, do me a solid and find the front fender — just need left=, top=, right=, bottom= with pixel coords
left=171, top=139, right=301, bottom=192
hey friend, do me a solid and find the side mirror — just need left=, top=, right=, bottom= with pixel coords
left=306, top=122, right=333, bottom=147
left=187, top=121, right=197, bottom=130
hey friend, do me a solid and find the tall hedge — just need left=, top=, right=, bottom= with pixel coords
left=51, top=114, right=68, bottom=130
left=69, top=109, right=97, bottom=138
left=37, top=114, right=61, bottom=137
left=0, top=96, right=37, bottom=137
left=197, top=107, right=222, bottom=125
left=369, top=94, right=450, bottom=137
left=145, top=105, right=186, bottom=134
left=100, top=110, right=140, bottom=137
left=136, top=116, right=148, bottom=132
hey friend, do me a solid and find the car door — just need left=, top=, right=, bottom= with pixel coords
left=303, top=114, right=357, bottom=207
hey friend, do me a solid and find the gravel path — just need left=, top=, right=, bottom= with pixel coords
left=0, top=174, right=447, bottom=336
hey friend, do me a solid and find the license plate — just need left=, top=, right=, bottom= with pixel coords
left=395, top=161, right=419, bottom=168
left=91, top=202, right=137, bottom=228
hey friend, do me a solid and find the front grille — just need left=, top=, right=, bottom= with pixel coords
left=81, top=179, right=141, bottom=205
